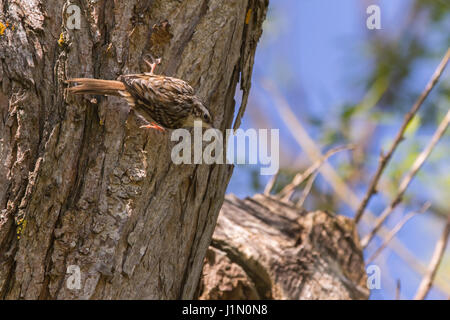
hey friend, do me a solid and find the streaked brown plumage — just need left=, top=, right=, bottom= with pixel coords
left=66, top=67, right=212, bottom=131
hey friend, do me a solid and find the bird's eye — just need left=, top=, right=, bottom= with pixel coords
left=203, top=114, right=209, bottom=121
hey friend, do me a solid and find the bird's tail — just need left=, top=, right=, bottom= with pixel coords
left=66, top=78, right=126, bottom=96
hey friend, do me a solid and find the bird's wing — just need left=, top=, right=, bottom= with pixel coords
left=119, top=74, right=193, bottom=127
left=120, top=74, right=194, bottom=105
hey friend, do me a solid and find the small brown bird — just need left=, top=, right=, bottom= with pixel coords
left=66, top=60, right=212, bottom=131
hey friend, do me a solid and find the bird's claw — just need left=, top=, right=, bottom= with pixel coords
left=139, top=123, right=165, bottom=132
left=143, top=55, right=162, bottom=75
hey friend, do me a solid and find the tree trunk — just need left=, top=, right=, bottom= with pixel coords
left=0, top=0, right=268, bottom=299
left=199, top=194, right=369, bottom=300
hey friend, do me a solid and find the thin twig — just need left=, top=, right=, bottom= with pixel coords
left=261, top=77, right=450, bottom=294
left=355, top=48, right=450, bottom=224
left=278, top=145, right=354, bottom=201
left=395, top=279, right=401, bottom=300
left=367, top=202, right=430, bottom=264
left=264, top=170, right=279, bottom=195
left=361, top=109, right=450, bottom=248
left=296, top=171, right=318, bottom=208
left=414, top=215, right=450, bottom=300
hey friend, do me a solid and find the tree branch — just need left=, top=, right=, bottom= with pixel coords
left=355, top=48, right=450, bottom=224
left=295, top=171, right=318, bottom=208
left=367, top=202, right=430, bottom=264
left=261, top=77, right=450, bottom=295
left=361, top=109, right=450, bottom=248
left=264, top=170, right=279, bottom=195
left=278, top=145, right=354, bottom=201
left=414, top=215, right=450, bottom=300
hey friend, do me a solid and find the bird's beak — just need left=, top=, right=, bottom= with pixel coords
left=203, top=122, right=213, bottom=129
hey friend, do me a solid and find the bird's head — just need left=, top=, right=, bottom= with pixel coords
left=185, top=98, right=213, bottom=129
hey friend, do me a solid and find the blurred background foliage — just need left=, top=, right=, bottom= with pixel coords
left=227, top=0, right=449, bottom=299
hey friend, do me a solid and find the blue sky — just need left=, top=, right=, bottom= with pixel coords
left=227, top=0, right=450, bottom=299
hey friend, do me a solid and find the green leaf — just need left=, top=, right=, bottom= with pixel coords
left=404, top=115, right=421, bottom=138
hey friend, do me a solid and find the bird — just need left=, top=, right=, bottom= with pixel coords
left=65, top=59, right=213, bottom=131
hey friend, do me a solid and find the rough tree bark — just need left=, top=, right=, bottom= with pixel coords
left=199, top=194, right=369, bottom=300
left=0, top=0, right=268, bottom=299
